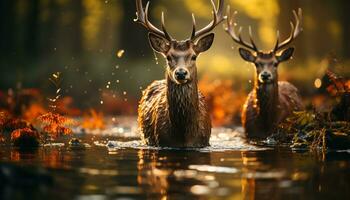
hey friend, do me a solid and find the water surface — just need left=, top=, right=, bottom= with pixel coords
left=0, top=118, right=349, bottom=200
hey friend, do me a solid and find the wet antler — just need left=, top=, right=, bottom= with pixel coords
left=224, top=6, right=258, bottom=51
left=135, top=0, right=172, bottom=41
left=273, top=8, right=303, bottom=52
left=190, top=0, right=226, bottom=41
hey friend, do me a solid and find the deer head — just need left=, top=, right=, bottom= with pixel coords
left=224, top=7, right=303, bottom=84
left=135, top=0, right=225, bottom=84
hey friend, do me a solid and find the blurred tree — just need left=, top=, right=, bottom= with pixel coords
left=119, top=0, right=158, bottom=58
left=340, top=0, right=350, bottom=59
left=25, top=0, right=40, bottom=59
left=0, top=0, right=15, bottom=58
left=71, top=0, right=83, bottom=55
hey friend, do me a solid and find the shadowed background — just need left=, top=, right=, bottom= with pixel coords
left=0, top=0, right=349, bottom=125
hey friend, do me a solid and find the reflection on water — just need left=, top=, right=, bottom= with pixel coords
left=0, top=122, right=350, bottom=200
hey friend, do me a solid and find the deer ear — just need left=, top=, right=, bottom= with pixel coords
left=239, top=48, right=256, bottom=63
left=277, top=47, right=294, bottom=62
left=194, top=33, right=215, bottom=53
left=148, top=33, right=170, bottom=54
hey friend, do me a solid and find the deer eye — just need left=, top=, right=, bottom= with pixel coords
left=191, top=55, right=197, bottom=61
left=256, top=63, right=263, bottom=67
left=166, top=56, right=171, bottom=62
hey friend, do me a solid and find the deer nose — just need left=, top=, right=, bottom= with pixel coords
left=260, top=72, right=271, bottom=80
left=174, top=68, right=188, bottom=80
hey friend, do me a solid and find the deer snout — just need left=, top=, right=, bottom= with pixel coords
left=259, top=71, right=273, bottom=83
left=174, top=68, right=190, bottom=83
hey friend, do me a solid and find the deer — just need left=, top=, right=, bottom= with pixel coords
left=135, top=0, right=225, bottom=147
left=224, top=7, right=304, bottom=139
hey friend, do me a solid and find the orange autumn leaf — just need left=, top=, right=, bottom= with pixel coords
left=0, top=134, right=4, bottom=142
left=11, top=128, right=40, bottom=141
left=326, top=70, right=350, bottom=96
left=82, top=109, right=106, bottom=130
left=0, top=111, right=6, bottom=128
left=199, top=77, right=246, bottom=126
left=22, top=103, right=46, bottom=123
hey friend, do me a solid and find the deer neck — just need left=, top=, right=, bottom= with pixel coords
left=254, top=77, right=279, bottom=129
left=166, top=69, right=199, bottom=134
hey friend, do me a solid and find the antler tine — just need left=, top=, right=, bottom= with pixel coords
left=248, top=26, right=258, bottom=51
left=135, top=0, right=145, bottom=24
left=191, top=14, right=197, bottom=40
left=135, top=0, right=172, bottom=41
left=190, top=0, right=226, bottom=41
left=161, top=12, right=172, bottom=40
left=274, top=8, right=303, bottom=52
left=224, top=6, right=258, bottom=51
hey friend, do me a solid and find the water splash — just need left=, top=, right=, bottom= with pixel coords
left=153, top=51, right=159, bottom=65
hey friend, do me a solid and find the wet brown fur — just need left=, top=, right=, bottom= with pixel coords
left=138, top=41, right=211, bottom=147
left=241, top=55, right=304, bottom=139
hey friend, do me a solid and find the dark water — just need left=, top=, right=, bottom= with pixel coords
left=1, top=122, right=350, bottom=200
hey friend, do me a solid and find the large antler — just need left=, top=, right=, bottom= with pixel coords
left=274, top=8, right=303, bottom=52
left=191, top=0, right=226, bottom=41
left=224, top=6, right=258, bottom=52
left=135, top=0, right=172, bottom=41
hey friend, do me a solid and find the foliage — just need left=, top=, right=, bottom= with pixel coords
left=37, top=112, right=74, bottom=138
left=275, top=68, right=350, bottom=150
left=199, top=77, right=246, bottom=126
left=11, top=127, right=40, bottom=148
left=0, top=112, right=4, bottom=141
left=82, top=109, right=106, bottom=130
left=0, top=111, right=6, bottom=128
left=277, top=110, right=350, bottom=150
left=22, top=103, right=47, bottom=124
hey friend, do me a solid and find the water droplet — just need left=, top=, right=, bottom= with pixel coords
left=100, top=100, right=104, bottom=105
left=116, top=80, right=120, bottom=83
left=123, top=91, right=127, bottom=95
left=153, top=51, right=159, bottom=65
left=116, top=49, right=125, bottom=58
left=106, top=85, right=110, bottom=89
left=115, top=65, right=119, bottom=69
left=314, top=78, right=322, bottom=88
left=107, top=81, right=111, bottom=85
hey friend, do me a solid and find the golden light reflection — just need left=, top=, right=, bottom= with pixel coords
left=314, top=78, right=322, bottom=88
left=137, top=150, right=170, bottom=199
left=328, top=20, right=341, bottom=39
left=183, top=0, right=212, bottom=19
left=231, top=0, right=280, bottom=47
left=82, top=0, right=103, bottom=49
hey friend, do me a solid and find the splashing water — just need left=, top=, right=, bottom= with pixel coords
left=153, top=51, right=159, bottom=65
left=82, top=117, right=264, bottom=152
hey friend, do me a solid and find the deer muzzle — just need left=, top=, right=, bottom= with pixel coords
left=173, top=67, right=190, bottom=84
left=259, top=71, right=273, bottom=83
